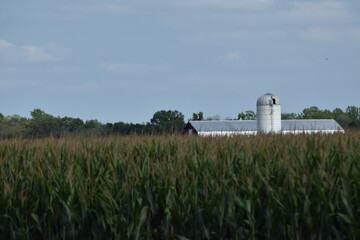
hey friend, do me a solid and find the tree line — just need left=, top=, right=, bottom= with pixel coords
left=0, top=105, right=359, bottom=138
left=0, top=109, right=185, bottom=138
left=235, top=105, right=360, bottom=129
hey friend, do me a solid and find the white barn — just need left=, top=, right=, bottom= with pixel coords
left=183, top=93, right=344, bottom=136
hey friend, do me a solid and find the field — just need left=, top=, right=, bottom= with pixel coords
left=0, top=133, right=360, bottom=239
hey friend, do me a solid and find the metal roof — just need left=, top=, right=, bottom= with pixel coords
left=188, top=119, right=344, bottom=132
left=282, top=119, right=344, bottom=131
left=257, top=93, right=281, bottom=106
left=189, top=120, right=257, bottom=132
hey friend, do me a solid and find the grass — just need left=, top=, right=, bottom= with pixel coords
left=0, top=132, right=360, bottom=239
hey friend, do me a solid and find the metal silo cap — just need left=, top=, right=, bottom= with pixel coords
left=256, top=93, right=281, bottom=106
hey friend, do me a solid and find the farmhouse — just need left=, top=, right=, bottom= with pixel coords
left=183, top=93, right=344, bottom=136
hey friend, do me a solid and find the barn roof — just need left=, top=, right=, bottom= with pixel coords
left=187, top=119, right=344, bottom=132
left=282, top=119, right=344, bottom=131
left=188, top=120, right=257, bottom=132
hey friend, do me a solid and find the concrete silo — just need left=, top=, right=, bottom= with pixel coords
left=256, top=93, right=281, bottom=133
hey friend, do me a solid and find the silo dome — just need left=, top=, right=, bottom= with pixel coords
left=256, top=93, right=281, bottom=133
left=257, top=93, right=281, bottom=106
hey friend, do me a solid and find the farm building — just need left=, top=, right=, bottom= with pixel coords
left=183, top=93, right=344, bottom=136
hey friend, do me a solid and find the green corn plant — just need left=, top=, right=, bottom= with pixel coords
left=0, top=133, right=360, bottom=239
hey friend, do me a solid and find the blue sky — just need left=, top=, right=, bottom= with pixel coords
left=1, top=0, right=360, bottom=123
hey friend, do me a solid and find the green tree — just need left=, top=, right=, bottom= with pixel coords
left=300, top=106, right=320, bottom=119
left=346, top=106, right=360, bottom=121
left=81, top=119, right=104, bottom=136
left=150, top=110, right=185, bottom=133
left=346, top=106, right=360, bottom=128
left=0, top=114, right=29, bottom=138
left=237, top=110, right=256, bottom=120
left=281, top=113, right=298, bottom=119
left=104, top=123, right=114, bottom=135
left=332, top=108, right=345, bottom=119
left=206, top=114, right=221, bottom=120
left=332, top=108, right=350, bottom=128
left=31, top=109, right=47, bottom=120
left=60, top=117, right=84, bottom=134
left=28, top=109, right=61, bottom=137
left=112, top=122, right=142, bottom=135
left=83, top=119, right=102, bottom=129
left=322, top=109, right=333, bottom=119
left=191, top=112, right=204, bottom=121
left=300, top=106, right=332, bottom=119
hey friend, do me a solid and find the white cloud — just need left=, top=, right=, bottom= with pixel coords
left=176, top=0, right=358, bottom=46
left=20, top=46, right=54, bottom=62
left=67, top=83, right=99, bottom=93
left=214, top=30, right=286, bottom=41
left=0, top=40, right=13, bottom=48
left=177, top=0, right=273, bottom=9
left=63, top=3, right=130, bottom=15
left=220, top=52, right=241, bottom=61
left=298, top=27, right=360, bottom=43
left=100, top=62, right=172, bottom=75
left=280, top=1, right=352, bottom=23
left=65, top=0, right=273, bottom=13
left=180, top=29, right=287, bottom=46
left=0, top=39, right=67, bottom=63
left=0, top=66, right=18, bottom=76
left=0, top=79, right=38, bottom=90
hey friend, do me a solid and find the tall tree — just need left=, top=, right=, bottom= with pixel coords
left=28, top=109, right=61, bottom=137
left=332, top=108, right=350, bottom=128
left=191, top=112, right=204, bottom=121
left=150, top=110, right=185, bottom=133
left=281, top=113, right=298, bottom=119
left=346, top=106, right=360, bottom=128
left=300, top=106, right=332, bottom=119
left=60, top=117, right=84, bottom=133
left=346, top=106, right=360, bottom=121
left=237, top=110, right=256, bottom=120
left=0, top=114, right=29, bottom=138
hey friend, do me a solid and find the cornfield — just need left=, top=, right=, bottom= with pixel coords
left=0, top=133, right=360, bottom=239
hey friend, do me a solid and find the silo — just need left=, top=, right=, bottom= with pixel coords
left=256, top=93, right=281, bottom=133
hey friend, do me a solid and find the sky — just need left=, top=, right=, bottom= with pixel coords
left=1, top=0, right=360, bottom=123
